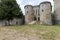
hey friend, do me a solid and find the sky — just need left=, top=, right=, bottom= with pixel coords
left=16, top=0, right=54, bottom=15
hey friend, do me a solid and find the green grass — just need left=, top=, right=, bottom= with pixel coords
left=4, top=24, right=60, bottom=32
left=1, top=24, right=60, bottom=40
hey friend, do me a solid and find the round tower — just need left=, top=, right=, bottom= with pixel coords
left=24, top=5, right=34, bottom=24
left=39, top=1, right=52, bottom=25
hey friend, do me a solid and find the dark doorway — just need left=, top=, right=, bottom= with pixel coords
left=38, top=17, right=40, bottom=21
left=34, top=17, right=36, bottom=21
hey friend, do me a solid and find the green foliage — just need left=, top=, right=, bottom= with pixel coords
left=0, top=0, right=23, bottom=20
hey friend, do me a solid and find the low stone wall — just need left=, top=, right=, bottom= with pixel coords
left=55, top=20, right=60, bottom=24
left=0, top=18, right=23, bottom=26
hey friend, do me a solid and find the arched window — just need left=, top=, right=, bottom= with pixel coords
left=27, top=11, right=28, bottom=13
left=27, top=7, right=28, bottom=8
left=36, top=10, right=37, bottom=14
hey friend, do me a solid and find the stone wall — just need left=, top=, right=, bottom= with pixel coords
left=54, top=0, right=60, bottom=24
left=33, top=6, right=40, bottom=21
left=0, top=18, right=23, bottom=26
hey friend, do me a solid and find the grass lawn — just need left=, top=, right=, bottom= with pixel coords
left=0, top=25, right=60, bottom=40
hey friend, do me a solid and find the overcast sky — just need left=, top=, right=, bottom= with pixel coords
left=16, top=0, right=54, bottom=15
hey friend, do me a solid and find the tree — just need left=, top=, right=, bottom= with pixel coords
left=0, top=0, right=23, bottom=25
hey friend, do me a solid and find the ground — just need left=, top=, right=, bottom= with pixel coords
left=0, top=25, right=60, bottom=40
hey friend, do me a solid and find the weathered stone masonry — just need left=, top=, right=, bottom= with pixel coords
left=24, top=1, right=52, bottom=25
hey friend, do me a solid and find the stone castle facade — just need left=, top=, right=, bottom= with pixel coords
left=24, top=1, right=52, bottom=25
left=24, top=0, right=60, bottom=25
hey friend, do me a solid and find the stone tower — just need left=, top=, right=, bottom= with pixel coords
left=24, top=5, right=34, bottom=24
left=54, top=0, right=60, bottom=24
left=40, top=1, right=52, bottom=25
left=24, top=1, right=52, bottom=25
left=24, top=5, right=40, bottom=24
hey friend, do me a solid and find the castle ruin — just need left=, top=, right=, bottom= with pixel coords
left=24, top=1, right=52, bottom=25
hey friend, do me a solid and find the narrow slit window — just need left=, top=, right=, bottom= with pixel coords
left=42, top=9, right=44, bottom=12
left=36, top=10, right=37, bottom=14
left=27, top=11, right=28, bottom=13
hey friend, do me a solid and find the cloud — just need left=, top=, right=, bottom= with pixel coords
left=16, top=0, right=23, bottom=4
left=16, top=0, right=54, bottom=15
